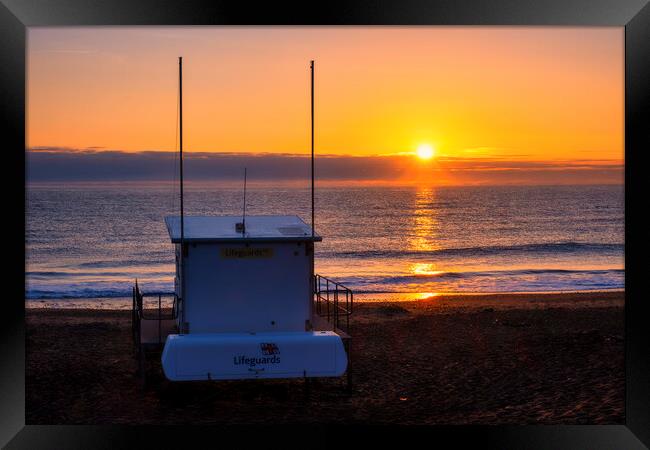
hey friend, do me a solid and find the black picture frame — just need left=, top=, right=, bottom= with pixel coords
left=2, top=0, right=648, bottom=448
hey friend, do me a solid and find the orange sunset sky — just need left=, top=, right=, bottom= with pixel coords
left=27, top=27, right=624, bottom=185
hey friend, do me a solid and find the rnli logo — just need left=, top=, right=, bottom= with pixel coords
left=234, top=343, right=281, bottom=367
left=260, top=343, right=280, bottom=355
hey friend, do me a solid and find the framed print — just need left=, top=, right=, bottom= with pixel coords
left=2, top=0, right=649, bottom=448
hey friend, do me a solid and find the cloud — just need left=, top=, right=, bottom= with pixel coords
left=25, top=148, right=624, bottom=186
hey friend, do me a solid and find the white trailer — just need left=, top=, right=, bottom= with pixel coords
left=162, top=215, right=349, bottom=381
left=132, top=215, right=352, bottom=383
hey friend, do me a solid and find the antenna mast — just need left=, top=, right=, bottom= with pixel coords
left=310, top=60, right=315, bottom=238
left=242, top=168, right=247, bottom=235
left=179, top=56, right=186, bottom=333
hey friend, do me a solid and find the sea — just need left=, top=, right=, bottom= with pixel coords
left=25, top=183, right=624, bottom=307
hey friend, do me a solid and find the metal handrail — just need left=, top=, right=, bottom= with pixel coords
left=132, top=281, right=180, bottom=347
left=314, top=274, right=353, bottom=333
left=133, top=282, right=178, bottom=321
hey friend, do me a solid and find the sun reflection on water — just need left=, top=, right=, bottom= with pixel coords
left=407, top=187, right=440, bottom=253
left=415, top=292, right=439, bottom=300
left=407, top=188, right=443, bottom=286
left=410, top=262, right=444, bottom=276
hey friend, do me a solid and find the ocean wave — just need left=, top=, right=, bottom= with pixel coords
left=323, top=242, right=624, bottom=259
left=26, top=270, right=172, bottom=278
left=343, top=268, right=625, bottom=286
left=25, top=267, right=625, bottom=299
left=74, top=259, right=171, bottom=268
left=342, top=269, right=625, bottom=293
left=25, top=288, right=174, bottom=300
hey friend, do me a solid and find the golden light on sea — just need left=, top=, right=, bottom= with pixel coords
left=411, top=263, right=443, bottom=276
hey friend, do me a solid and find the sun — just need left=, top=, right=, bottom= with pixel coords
left=416, top=144, right=435, bottom=160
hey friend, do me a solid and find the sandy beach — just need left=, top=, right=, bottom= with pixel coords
left=26, top=291, right=624, bottom=425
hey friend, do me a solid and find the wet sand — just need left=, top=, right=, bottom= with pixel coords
left=26, top=291, right=624, bottom=425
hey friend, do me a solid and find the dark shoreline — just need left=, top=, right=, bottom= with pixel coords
left=26, top=291, right=624, bottom=425
left=25, top=289, right=626, bottom=309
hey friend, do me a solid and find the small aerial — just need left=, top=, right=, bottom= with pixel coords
left=131, top=57, right=353, bottom=386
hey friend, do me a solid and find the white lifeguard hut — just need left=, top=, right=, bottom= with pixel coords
left=131, top=58, right=352, bottom=386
